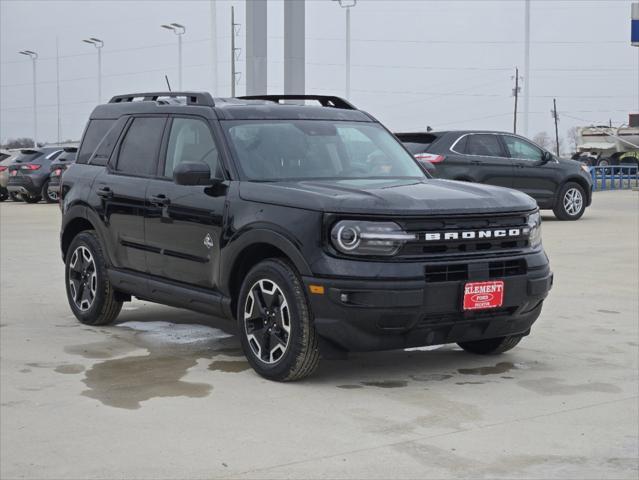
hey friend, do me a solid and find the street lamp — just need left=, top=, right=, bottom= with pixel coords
left=161, top=22, right=186, bottom=90
left=18, top=50, right=38, bottom=147
left=333, top=0, right=357, bottom=100
left=83, top=38, right=104, bottom=103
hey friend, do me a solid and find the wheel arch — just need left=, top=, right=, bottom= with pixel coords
left=221, top=229, right=312, bottom=319
left=60, top=205, right=104, bottom=260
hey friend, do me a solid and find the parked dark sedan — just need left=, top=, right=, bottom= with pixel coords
left=47, top=147, right=78, bottom=201
left=396, top=131, right=593, bottom=220
left=6, top=147, right=63, bottom=203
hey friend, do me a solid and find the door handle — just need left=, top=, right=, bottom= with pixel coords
left=150, top=194, right=170, bottom=206
left=515, top=163, right=525, bottom=169
left=96, top=186, right=113, bottom=199
left=470, top=160, right=482, bottom=165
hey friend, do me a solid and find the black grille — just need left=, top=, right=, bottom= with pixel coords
left=418, top=307, right=518, bottom=327
left=425, top=259, right=526, bottom=283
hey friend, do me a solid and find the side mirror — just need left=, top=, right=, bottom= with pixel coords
left=541, top=151, right=553, bottom=163
left=173, top=162, right=213, bottom=186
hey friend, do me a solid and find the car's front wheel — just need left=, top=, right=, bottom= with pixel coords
left=65, top=231, right=122, bottom=325
left=0, top=189, right=7, bottom=202
left=237, top=259, right=320, bottom=381
left=22, top=193, right=41, bottom=204
left=553, top=182, right=586, bottom=220
left=458, top=335, right=523, bottom=355
left=9, top=192, right=22, bottom=202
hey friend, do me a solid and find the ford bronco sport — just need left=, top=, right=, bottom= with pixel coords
left=60, top=92, right=553, bottom=381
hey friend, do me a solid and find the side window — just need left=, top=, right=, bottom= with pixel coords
left=503, top=135, right=544, bottom=162
left=77, top=119, right=115, bottom=164
left=452, top=135, right=468, bottom=153
left=465, top=134, right=504, bottom=157
left=164, top=117, right=219, bottom=179
left=116, top=117, right=166, bottom=176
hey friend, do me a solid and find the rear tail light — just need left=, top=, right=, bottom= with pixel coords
left=20, top=164, right=41, bottom=171
left=0, top=166, right=6, bottom=172
left=54, top=169, right=62, bottom=176
left=415, top=153, right=445, bottom=164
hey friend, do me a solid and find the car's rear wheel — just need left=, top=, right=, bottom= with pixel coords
left=0, top=189, right=7, bottom=202
left=42, top=180, right=57, bottom=203
left=65, top=231, right=122, bottom=326
left=22, top=194, right=41, bottom=204
left=237, top=258, right=319, bottom=381
left=553, top=182, right=586, bottom=221
left=458, top=335, right=523, bottom=355
left=9, top=192, right=22, bottom=202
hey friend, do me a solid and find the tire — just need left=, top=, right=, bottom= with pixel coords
left=9, top=192, right=22, bottom=202
left=458, top=335, right=523, bottom=355
left=65, top=230, right=122, bottom=326
left=42, top=180, right=57, bottom=203
left=237, top=258, right=320, bottom=381
left=22, top=194, right=42, bottom=204
left=0, top=189, right=7, bottom=202
left=553, top=182, right=586, bottom=221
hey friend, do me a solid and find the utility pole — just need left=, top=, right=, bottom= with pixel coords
left=18, top=50, right=38, bottom=147
left=512, top=67, right=521, bottom=134
left=56, top=37, right=61, bottom=143
left=231, top=6, right=241, bottom=97
left=552, top=98, right=560, bottom=156
left=210, top=0, right=218, bottom=94
left=523, top=0, right=531, bottom=136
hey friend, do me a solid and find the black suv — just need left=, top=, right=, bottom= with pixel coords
left=60, top=92, right=553, bottom=381
left=396, top=131, right=593, bottom=220
left=47, top=147, right=78, bottom=201
left=7, top=147, right=64, bottom=203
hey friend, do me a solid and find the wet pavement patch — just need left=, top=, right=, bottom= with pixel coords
left=54, top=364, right=85, bottom=375
left=361, top=380, right=408, bottom=388
left=61, top=321, right=244, bottom=409
left=337, top=384, right=364, bottom=389
left=597, top=309, right=620, bottom=314
left=409, top=373, right=453, bottom=382
left=208, top=360, right=250, bottom=373
left=82, top=354, right=212, bottom=410
left=458, top=362, right=516, bottom=376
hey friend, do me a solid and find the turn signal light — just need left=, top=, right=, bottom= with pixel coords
left=309, top=285, right=325, bottom=295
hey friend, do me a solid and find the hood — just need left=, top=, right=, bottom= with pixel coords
left=557, top=157, right=587, bottom=170
left=239, top=178, right=537, bottom=215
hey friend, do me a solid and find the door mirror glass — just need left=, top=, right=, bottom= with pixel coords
left=541, top=151, right=553, bottom=163
left=173, top=161, right=213, bottom=186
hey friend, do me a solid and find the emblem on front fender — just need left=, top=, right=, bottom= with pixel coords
left=203, top=233, right=215, bottom=249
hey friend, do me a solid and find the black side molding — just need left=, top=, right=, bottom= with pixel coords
left=107, top=269, right=230, bottom=318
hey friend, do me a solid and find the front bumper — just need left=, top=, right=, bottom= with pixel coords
left=303, top=251, right=552, bottom=352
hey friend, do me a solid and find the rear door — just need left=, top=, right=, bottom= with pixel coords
left=92, top=116, right=167, bottom=272
left=502, top=134, right=559, bottom=205
left=455, top=133, right=514, bottom=188
left=145, top=116, right=227, bottom=289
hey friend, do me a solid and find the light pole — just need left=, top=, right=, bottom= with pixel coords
left=161, top=23, right=186, bottom=90
left=18, top=50, right=38, bottom=147
left=83, top=38, right=104, bottom=103
left=333, top=0, right=357, bottom=100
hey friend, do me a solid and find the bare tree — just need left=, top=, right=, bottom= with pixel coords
left=566, top=126, right=580, bottom=153
left=1, top=138, right=37, bottom=149
left=532, top=131, right=553, bottom=150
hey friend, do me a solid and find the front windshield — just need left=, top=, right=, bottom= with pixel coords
left=223, top=120, right=424, bottom=181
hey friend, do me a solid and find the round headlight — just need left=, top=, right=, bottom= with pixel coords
left=336, top=225, right=360, bottom=251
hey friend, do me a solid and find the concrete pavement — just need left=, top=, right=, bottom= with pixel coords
left=1, top=191, right=637, bottom=479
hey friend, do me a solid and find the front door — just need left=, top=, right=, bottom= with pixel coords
left=145, top=116, right=227, bottom=290
left=93, top=116, right=167, bottom=272
left=461, top=134, right=514, bottom=188
left=501, top=134, right=559, bottom=206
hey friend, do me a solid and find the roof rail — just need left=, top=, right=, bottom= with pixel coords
left=108, top=92, right=215, bottom=107
left=239, top=95, right=356, bottom=110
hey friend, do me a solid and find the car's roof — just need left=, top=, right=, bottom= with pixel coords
left=90, top=93, right=374, bottom=122
left=396, top=130, right=528, bottom=137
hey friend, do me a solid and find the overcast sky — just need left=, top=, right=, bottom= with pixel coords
left=1, top=0, right=637, bottom=146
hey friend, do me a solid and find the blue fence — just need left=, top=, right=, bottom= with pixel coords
left=589, top=165, right=639, bottom=191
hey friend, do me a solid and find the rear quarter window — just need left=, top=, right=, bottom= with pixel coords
left=77, top=119, right=116, bottom=164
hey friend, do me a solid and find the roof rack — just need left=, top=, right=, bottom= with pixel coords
left=239, top=95, right=356, bottom=110
left=108, top=92, right=215, bottom=107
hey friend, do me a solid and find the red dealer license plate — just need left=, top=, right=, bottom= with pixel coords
left=463, top=281, right=504, bottom=311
